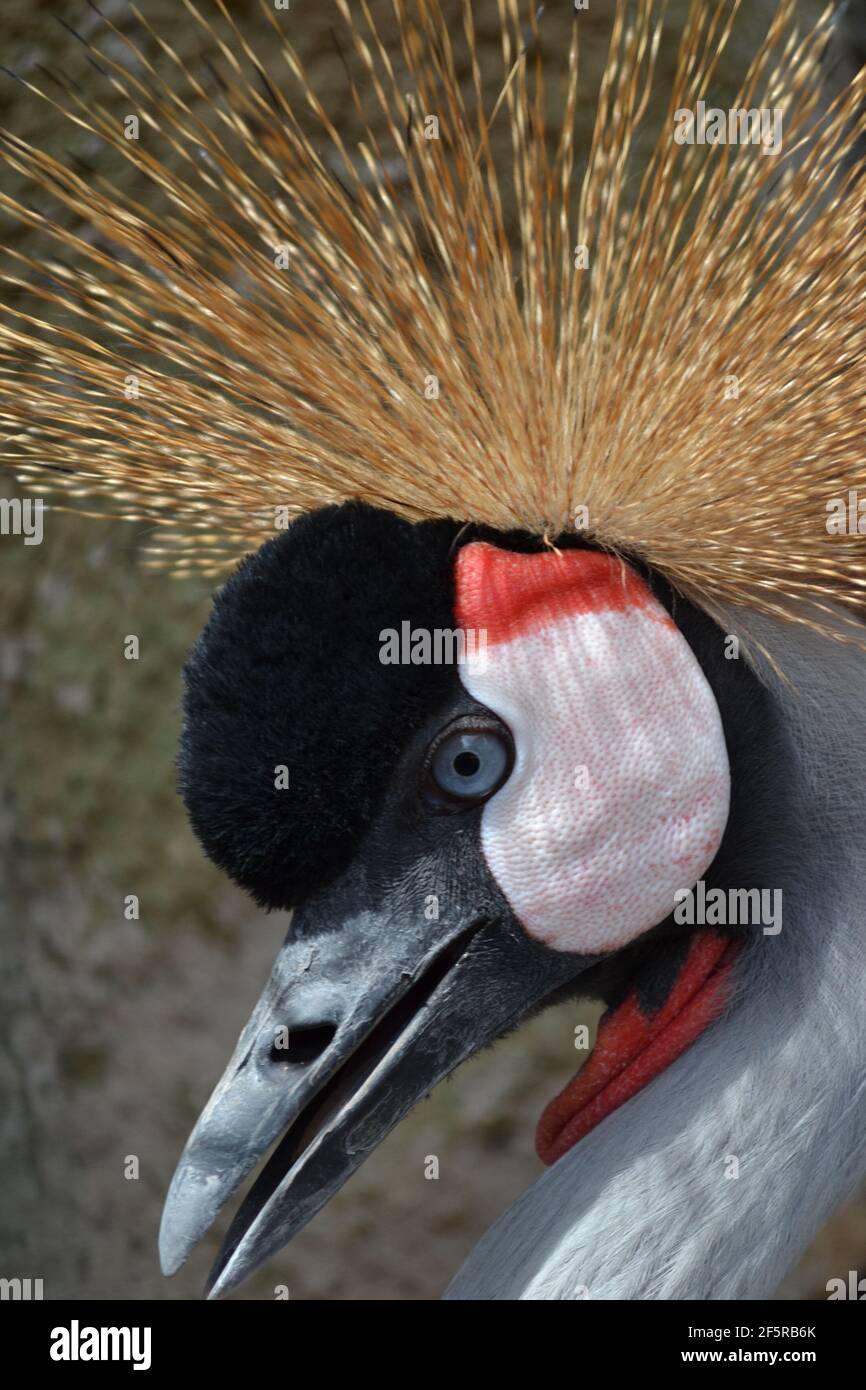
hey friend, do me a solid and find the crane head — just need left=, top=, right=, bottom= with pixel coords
left=159, top=501, right=770, bottom=1297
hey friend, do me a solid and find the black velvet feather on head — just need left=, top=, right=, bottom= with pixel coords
left=179, top=503, right=463, bottom=909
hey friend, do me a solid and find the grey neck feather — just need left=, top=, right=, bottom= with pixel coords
left=445, top=610, right=866, bottom=1299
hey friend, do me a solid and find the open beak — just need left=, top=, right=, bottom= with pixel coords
left=158, top=856, right=584, bottom=1298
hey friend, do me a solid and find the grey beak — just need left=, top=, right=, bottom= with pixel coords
left=158, top=859, right=584, bottom=1298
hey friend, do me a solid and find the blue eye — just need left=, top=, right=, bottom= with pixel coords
left=429, top=725, right=512, bottom=802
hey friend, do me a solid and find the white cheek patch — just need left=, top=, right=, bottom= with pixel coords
left=455, top=543, right=730, bottom=955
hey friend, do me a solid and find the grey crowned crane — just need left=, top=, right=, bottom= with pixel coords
left=2, top=0, right=865, bottom=1299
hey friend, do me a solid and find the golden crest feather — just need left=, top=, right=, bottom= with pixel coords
left=0, top=0, right=865, bottom=645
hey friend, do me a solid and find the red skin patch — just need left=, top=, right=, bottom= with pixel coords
left=454, top=542, right=675, bottom=645
left=452, top=540, right=733, bottom=1151
left=536, top=933, right=739, bottom=1166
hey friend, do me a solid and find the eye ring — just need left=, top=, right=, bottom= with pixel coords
left=423, top=715, right=514, bottom=810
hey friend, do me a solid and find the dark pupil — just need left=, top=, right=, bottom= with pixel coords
left=454, top=751, right=481, bottom=778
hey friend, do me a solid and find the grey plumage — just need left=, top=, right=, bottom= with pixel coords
left=446, top=612, right=866, bottom=1299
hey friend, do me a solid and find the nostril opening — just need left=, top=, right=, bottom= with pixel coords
left=270, top=1022, right=337, bottom=1067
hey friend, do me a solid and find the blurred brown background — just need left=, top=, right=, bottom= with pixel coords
left=1, top=0, right=864, bottom=1300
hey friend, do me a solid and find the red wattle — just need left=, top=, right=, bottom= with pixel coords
left=536, top=932, right=739, bottom=1166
